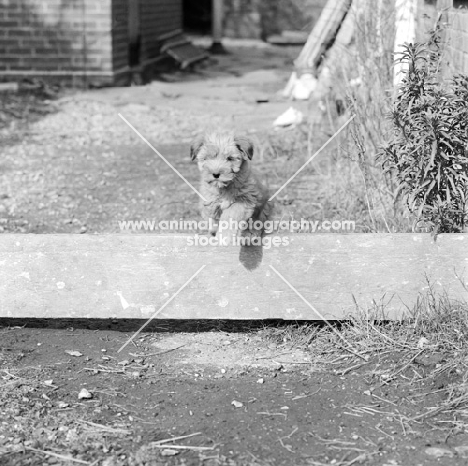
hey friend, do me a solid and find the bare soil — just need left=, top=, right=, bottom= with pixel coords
left=2, top=327, right=468, bottom=465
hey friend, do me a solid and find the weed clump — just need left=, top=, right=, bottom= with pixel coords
left=380, top=43, right=468, bottom=234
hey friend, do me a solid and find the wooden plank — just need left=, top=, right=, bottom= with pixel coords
left=0, top=234, right=467, bottom=320
left=294, top=0, right=352, bottom=73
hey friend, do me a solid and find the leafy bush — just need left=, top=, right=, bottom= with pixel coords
left=380, top=43, right=468, bottom=233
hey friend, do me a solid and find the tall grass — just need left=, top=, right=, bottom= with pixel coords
left=325, top=0, right=407, bottom=232
left=262, top=0, right=408, bottom=232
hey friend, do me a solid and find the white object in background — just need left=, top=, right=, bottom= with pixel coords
left=273, top=107, right=304, bottom=127
left=394, top=0, right=418, bottom=87
left=349, top=77, right=362, bottom=88
left=281, top=72, right=318, bottom=100
left=292, top=73, right=317, bottom=100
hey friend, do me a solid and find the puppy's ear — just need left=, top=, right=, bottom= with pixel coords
left=235, top=136, right=254, bottom=160
left=190, top=135, right=205, bottom=161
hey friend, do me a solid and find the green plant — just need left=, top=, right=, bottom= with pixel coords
left=380, top=43, right=468, bottom=234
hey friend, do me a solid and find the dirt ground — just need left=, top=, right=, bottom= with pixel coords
left=0, top=43, right=332, bottom=235
left=1, top=44, right=467, bottom=465
left=2, top=326, right=468, bottom=466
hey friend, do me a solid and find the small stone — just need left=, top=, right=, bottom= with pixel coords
left=102, top=458, right=116, bottom=466
left=161, top=449, right=179, bottom=456
left=231, top=400, right=243, bottom=408
left=417, top=337, right=430, bottom=348
left=425, top=447, right=453, bottom=458
left=78, top=388, right=93, bottom=400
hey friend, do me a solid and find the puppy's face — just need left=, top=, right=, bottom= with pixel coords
left=190, top=133, right=253, bottom=189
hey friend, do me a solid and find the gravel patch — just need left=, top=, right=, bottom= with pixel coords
left=6, top=97, right=229, bottom=148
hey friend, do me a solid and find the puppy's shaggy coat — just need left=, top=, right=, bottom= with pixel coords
left=191, top=132, right=273, bottom=237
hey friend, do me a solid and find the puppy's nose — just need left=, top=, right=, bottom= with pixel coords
left=213, top=173, right=220, bottom=179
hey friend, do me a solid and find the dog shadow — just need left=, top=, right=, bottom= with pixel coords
left=239, top=242, right=263, bottom=271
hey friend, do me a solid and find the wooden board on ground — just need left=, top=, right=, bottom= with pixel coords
left=0, top=234, right=467, bottom=320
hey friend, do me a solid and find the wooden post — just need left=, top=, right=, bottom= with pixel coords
left=293, top=0, right=352, bottom=74
left=282, top=0, right=351, bottom=99
left=210, top=0, right=227, bottom=54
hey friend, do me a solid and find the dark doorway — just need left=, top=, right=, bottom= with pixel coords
left=128, top=0, right=141, bottom=67
left=183, top=0, right=212, bottom=34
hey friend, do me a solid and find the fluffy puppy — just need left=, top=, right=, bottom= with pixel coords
left=190, top=132, right=273, bottom=239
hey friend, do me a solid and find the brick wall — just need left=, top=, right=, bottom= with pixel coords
left=110, top=0, right=183, bottom=76
left=437, top=0, right=468, bottom=75
left=0, top=0, right=114, bottom=83
left=140, top=0, right=182, bottom=62
left=0, top=0, right=183, bottom=85
left=111, top=0, right=128, bottom=74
